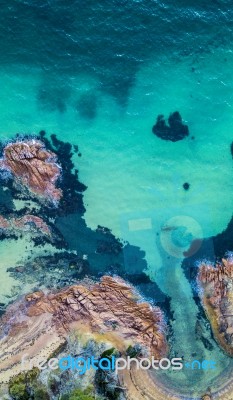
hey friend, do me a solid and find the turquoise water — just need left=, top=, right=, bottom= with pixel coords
left=1, top=1, right=233, bottom=398
left=1, top=51, right=233, bottom=238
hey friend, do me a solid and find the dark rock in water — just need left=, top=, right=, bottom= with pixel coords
left=152, top=111, right=189, bottom=142
left=200, top=335, right=214, bottom=351
left=39, top=131, right=87, bottom=216
left=37, top=82, right=70, bottom=114
left=183, top=182, right=190, bottom=190
left=0, top=186, right=14, bottom=211
left=231, top=142, right=233, bottom=158
left=77, top=92, right=97, bottom=120
left=96, top=239, right=123, bottom=255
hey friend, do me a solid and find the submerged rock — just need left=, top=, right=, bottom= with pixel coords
left=77, top=92, right=97, bottom=120
left=183, top=182, right=190, bottom=190
left=152, top=112, right=189, bottom=142
left=0, top=214, right=51, bottom=239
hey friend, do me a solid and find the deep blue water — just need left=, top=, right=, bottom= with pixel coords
left=1, top=0, right=233, bottom=104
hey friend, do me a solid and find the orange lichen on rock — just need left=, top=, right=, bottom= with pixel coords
left=24, top=276, right=167, bottom=358
left=0, top=139, right=62, bottom=203
left=197, top=257, right=233, bottom=356
left=14, top=215, right=51, bottom=236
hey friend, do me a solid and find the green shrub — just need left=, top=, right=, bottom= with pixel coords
left=126, top=344, right=141, bottom=358
left=9, top=369, right=49, bottom=400
left=60, top=385, right=97, bottom=400
left=26, top=368, right=39, bottom=383
left=9, top=373, right=29, bottom=400
left=100, top=348, right=116, bottom=359
left=34, top=386, right=50, bottom=400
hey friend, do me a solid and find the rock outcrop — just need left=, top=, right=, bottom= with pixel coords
left=0, top=214, right=51, bottom=238
left=0, top=276, right=167, bottom=383
left=197, top=257, right=233, bottom=356
left=0, top=140, right=62, bottom=204
left=25, top=276, right=167, bottom=357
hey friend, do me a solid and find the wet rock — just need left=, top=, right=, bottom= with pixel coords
left=96, top=239, right=123, bottom=255
left=0, top=140, right=62, bottom=204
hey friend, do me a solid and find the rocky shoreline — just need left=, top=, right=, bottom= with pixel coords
left=0, top=132, right=172, bottom=399
left=2, top=132, right=232, bottom=399
left=197, top=257, right=233, bottom=356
